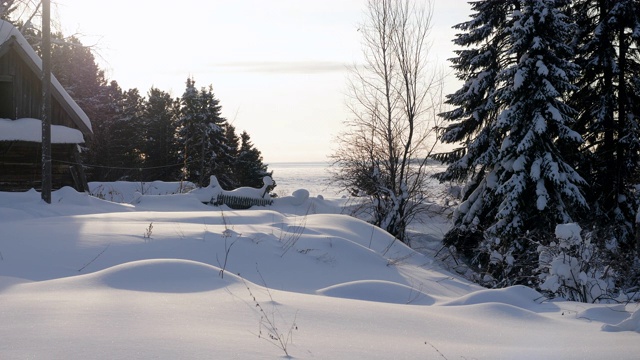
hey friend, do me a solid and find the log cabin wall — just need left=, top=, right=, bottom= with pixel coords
left=0, top=43, right=76, bottom=129
left=0, top=37, right=90, bottom=192
left=0, top=141, right=86, bottom=192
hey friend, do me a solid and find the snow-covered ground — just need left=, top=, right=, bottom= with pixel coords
left=1, top=185, right=639, bottom=359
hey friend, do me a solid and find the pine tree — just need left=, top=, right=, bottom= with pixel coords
left=176, top=77, right=229, bottom=187
left=49, top=34, right=106, bottom=107
left=235, top=131, right=272, bottom=189
left=141, top=87, right=180, bottom=181
left=572, top=0, right=640, bottom=280
left=434, top=0, right=521, bottom=256
left=83, top=81, right=124, bottom=181
left=482, top=0, right=587, bottom=284
left=103, top=85, right=144, bottom=180
left=436, top=0, right=588, bottom=285
left=220, top=124, right=240, bottom=188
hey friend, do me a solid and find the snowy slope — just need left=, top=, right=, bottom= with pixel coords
left=0, top=187, right=639, bottom=359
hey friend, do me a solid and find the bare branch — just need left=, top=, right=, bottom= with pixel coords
left=330, top=0, right=444, bottom=243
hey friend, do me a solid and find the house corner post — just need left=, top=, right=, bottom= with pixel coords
left=41, top=0, right=52, bottom=203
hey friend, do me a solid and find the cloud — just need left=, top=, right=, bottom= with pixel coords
left=213, top=61, right=348, bottom=74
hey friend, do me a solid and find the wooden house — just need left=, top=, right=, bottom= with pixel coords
left=0, top=20, right=92, bottom=192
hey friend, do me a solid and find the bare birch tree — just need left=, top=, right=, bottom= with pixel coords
left=331, top=0, right=443, bottom=244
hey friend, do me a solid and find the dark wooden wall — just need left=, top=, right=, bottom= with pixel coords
left=0, top=44, right=76, bottom=129
left=0, top=141, right=86, bottom=192
left=0, top=40, right=89, bottom=192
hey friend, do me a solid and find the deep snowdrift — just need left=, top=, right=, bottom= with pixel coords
left=0, top=186, right=638, bottom=359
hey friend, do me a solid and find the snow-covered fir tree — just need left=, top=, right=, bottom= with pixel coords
left=141, top=87, right=180, bottom=181
left=437, top=0, right=588, bottom=285
left=434, top=0, right=520, bottom=257
left=175, top=78, right=270, bottom=189
left=219, top=124, right=241, bottom=188
left=176, top=77, right=229, bottom=187
left=90, top=81, right=145, bottom=181
left=571, top=0, right=640, bottom=284
left=482, top=0, right=587, bottom=284
left=234, top=131, right=272, bottom=189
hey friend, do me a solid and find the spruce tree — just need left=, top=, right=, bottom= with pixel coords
left=109, top=87, right=145, bottom=180
left=84, top=81, right=125, bottom=181
left=220, top=124, right=240, bottom=188
left=141, top=87, right=180, bottom=181
left=437, top=0, right=587, bottom=285
left=572, top=0, right=640, bottom=254
left=434, top=0, right=520, bottom=256
left=235, top=131, right=272, bottom=189
left=49, top=35, right=106, bottom=107
left=176, top=78, right=229, bottom=187
left=483, top=0, right=587, bottom=284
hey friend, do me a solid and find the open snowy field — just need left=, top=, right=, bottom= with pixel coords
left=1, top=185, right=639, bottom=359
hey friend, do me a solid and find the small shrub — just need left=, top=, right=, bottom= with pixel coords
left=217, top=210, right=238, bottom=279
left=243, top=276, right=298, bottom=358
left=537, top=223, right=615, bottom=303
left=143, top=222, right=154, bottom=240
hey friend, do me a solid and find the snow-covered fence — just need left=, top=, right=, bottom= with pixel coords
left=190, top=175, right=275, bottom=209
left=214, top=193, right=273, bottom=209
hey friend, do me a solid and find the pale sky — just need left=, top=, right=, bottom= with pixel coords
left=53, top=0, right=471, bottom=163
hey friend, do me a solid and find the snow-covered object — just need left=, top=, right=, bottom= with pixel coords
left=0, top=20, right=92, bottom=133
left=0, top=118, right=84, bottom=143
left=188, top=176, right=224, bottom=203
left=290, top=189, right=309, bottom=206
left=538, top=223, right=614, bottom=302
left=189, top=175, right=273, bottom=206
left=262, top=175, right=274, bottom=188
left=555, top=223, right=582, bottom=248
left=602, top=308, right=640, bottom=333
left=225, top=175, right=273, bottom=199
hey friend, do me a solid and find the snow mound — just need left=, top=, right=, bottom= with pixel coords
left=274, top=188, right=311, bottom=206
left=134, top=193, right=211, bottom=211
left=94, top=259, right=242, bottom=293
left=0, top=187, right=133, bottom=219
left=0, top=276, right=31, bottom=291
left=90, top=181, right=196, bottom=203
left=441, top=285, right=545, bottom=309
left=317, top=280, right=435, bottom=305
left=602, top=308, right=640, bottom=333
left=52, top=186, right=95, bottom=205
left=291, top=189, right=310, bottom=205
left=576, top=305, right=629, bottom=324
left=439, top=282, right=551, bottom=323
left=459, top=302, right=549, bottom=323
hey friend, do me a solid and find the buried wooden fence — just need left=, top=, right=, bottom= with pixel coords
left=213, top=193, right=273, bottom=210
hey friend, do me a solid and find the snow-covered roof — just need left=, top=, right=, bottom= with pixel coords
left=0, top=20, right=92, bottom=134
left=0, top=118, right=84, bottom=144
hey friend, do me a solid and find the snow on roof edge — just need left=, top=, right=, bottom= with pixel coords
left=0, top=118, right=85, bottom=143
left=0, top=20, right=93, bottom=133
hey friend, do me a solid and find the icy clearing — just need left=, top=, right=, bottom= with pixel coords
left=0, top=185, right=638, bottom=359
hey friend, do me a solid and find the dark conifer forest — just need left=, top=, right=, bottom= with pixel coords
left=20, top=26, right=271, bottom=188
